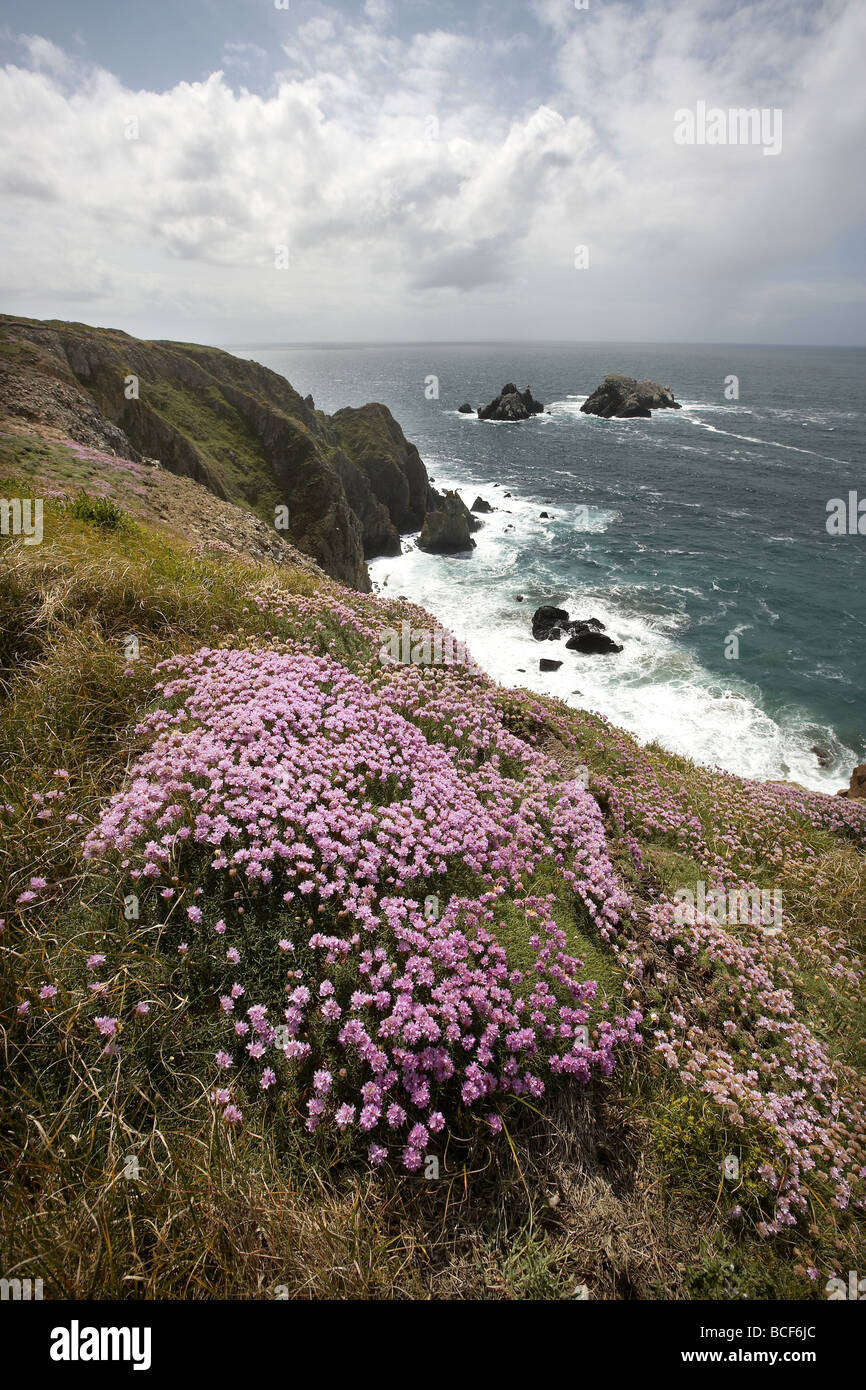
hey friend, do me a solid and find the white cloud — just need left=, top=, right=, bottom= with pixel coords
left=17, top=34, right=73, bottom=77
left=221, top=42, right=268, bottom=72
left=0, top=1, right=863, bottom=343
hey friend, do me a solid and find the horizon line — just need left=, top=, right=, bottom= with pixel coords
left=220, top=337, right=866, bottom=351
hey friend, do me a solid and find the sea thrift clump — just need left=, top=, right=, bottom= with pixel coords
left=516, top=690, right=866, bottom=1230
left=84, top=645, right=639, bottom=1167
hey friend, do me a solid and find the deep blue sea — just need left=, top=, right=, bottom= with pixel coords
left=232, top=342, right=865, bottom=793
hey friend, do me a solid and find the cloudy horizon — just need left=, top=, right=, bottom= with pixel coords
left=0, top=0, right=864, bottom=347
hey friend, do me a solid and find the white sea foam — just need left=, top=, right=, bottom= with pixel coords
left=369, top=485, right=856, bottom=794
left=549, top=396, right=855, bottom=467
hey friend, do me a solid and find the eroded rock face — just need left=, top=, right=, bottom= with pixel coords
left=418, top=490, right=478, bottom=553
left=580, top=374, right=681, bottom=419
left=330, top=402, right=438, bottom=560
left=331, top=403, right=431, bottom=533
left=0, top=352, right=140, bottom=460
left=478, top=383, right=544, bottom=421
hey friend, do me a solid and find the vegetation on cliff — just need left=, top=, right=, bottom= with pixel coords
left=1, top=424, right=864, bottom=1300
left=0, top=314, right=450, bottom=591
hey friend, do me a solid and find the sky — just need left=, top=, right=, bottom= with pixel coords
left=0, top=0, right=864, bottom=346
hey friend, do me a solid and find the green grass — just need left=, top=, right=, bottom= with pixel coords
left=62, top=490, right=131, bottom=531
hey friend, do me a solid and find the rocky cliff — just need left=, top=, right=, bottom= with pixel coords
left=0, top=314, right=443, bottom=590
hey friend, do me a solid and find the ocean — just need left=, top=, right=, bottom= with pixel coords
left=232, top=342, right=865, bottom=793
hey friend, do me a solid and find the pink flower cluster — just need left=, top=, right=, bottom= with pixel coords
left=84, top=646, right=639, bottom=1166
left=547, top=705, right=866, bottom=1231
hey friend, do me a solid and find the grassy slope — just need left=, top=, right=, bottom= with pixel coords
left=1, top=440, right=864, bottom=1300
left=0, top=318, right=308, bottom=523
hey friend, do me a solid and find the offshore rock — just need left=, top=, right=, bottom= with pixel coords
left=478, top=383, right=544, bottom=421
left=580, top=373, right=681, bottom=419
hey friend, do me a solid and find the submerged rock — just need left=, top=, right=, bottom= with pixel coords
left=580, top=373, right=681, bottom=419
left=811, top=741, right=833, bottom=769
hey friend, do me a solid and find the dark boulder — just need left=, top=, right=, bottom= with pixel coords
left=540, top=658, right=563, bottom=672
left=532, top=605, right=569, bottom=641
left=811, top=741, right=833, bottom=769
left=534, top=605, right=569, bottom=624
left=533, top=607, right=622, bottom=653
left=478, top=383, right=544, bottom=422
left=457, top=403, right=475, bottom=414
left=471, top=496, right=494, bottom=513
left=564, top=617, right=605, bottom=635
left=580, top=374, right=681, bottom=419
left=565, top=629, right=623, bottom=655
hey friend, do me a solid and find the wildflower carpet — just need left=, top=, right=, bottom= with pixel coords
left=1, top=431, right=865, bottom=1299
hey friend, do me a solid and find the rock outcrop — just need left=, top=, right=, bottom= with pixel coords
left=580, top=374, right=681, bottom=419
left=565, top=627, right=623, bottom=655
left=532, top=605, right=569, bottom=640
left=330, top=402, right=438, bottom=559
left=471, top=496, right=494, bottom=514
left=837, top=765, right=866, bottom=799
left=458, top=403, right=474, bottom=414
left=0, top=314, right=444, bottom=592
left=418, top=491, right=478, bottom=553
left=531, top=605, right=622, bottom=654
left=478, top=383, right=544, bottom=422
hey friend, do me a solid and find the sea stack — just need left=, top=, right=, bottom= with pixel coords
left=478, top=383, right=544, bottom=421
left=580, top=374, right=681, bottom=419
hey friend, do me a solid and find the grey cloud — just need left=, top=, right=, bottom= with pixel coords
left=409, top=237, right=513, bottom=291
